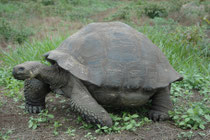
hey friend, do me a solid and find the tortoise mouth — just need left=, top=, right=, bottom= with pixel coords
left=13, top=73, right=28, bottom=80
left=12, top=70, right=31, bottom=80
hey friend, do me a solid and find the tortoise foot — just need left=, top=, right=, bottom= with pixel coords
left=148, top=110, right=169, bottom=122
left=25, top=103, right=45, bottom=113
left=81, top=111, right=113, bottom=127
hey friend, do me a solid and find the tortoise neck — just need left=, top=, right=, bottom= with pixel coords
left=36, top=65, right=70, bottom=90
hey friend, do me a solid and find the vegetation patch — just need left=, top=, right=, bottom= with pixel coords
left=142, top=2, right=168, bottom=18
left=0, top=19, right=34, bottom=44
left=0, top=67, right=23, bottom=102
left=28, top=110, right=54, bottom=129
left=0, top=129, right=13, bottom=140
left=96, top=114, right=151, bottom=133
left=169, top=101, right=210, bottom=130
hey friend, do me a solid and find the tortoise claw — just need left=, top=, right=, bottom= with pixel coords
left=148, top=110, right=169, bottom=122
left=25, top=103, right=45, bottom=113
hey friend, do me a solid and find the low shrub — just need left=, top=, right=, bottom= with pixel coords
left=69, top=0, right=83, bottom=6
left=169, top=101, right=210, bottom=130
left=0, top=19, right=33, bottom=44
left=41, top=0, right=55, bottom=6
left=143, top=3, right=168, bottom=18
left=107, top=6, right=132, bottom=21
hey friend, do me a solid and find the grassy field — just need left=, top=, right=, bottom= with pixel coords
left=0, top=0, right=209, bottom=140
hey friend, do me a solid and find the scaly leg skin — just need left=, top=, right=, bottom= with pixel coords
left=148, top=85, right=172, bottom=121
left=63, top=77, right=113, bottom=127
left=24, top=78, right=50, bottom=113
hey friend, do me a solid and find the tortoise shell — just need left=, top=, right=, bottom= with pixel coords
left=44, top=22, right=182, bottom=89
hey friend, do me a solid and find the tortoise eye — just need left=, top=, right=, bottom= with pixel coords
left=18, top=67, right=25, bottom=71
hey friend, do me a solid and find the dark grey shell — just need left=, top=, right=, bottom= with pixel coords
left=44, top=22, right=182, bottom=89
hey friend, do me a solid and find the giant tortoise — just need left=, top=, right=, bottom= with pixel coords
left=13, top=22, right=183, bottom=127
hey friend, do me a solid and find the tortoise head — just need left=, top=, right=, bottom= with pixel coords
left=13, top=61, right=43, bottom=80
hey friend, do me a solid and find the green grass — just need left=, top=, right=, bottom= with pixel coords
left=0, top=0, right=122, bottom=44
left=64, top=0, right=121, bottom=21
left=0, top=0, right=121, bottom=21
left=0, top=36, right=66, bottom=65
left=137, top=24, right=209, bottom=77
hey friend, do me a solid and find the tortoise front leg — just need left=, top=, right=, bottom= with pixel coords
left=24, top=78, right=50, bottom=113
left=148, top=85, right=172, bottom=121
left=63, top=77, right=113, bottom=127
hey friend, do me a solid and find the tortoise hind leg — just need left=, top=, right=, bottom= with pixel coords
left=148, top=85, right=172, bottom=121
left=24, top=78, right=50, bottom=113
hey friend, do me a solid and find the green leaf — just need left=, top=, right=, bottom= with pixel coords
left=199, top=124, right=205, bottom=130
left=198, top=108, right=204, bottom=114
left=135, top=122, right=141, bottom=127
left=48, top=114, right=54, bottom=119
left=102, top=126, right=108, bottom=130
left=32, top=125, right=37, bottom=130
left=187, top=124, right=192, bottom=128
left=37, top=118, right=43, bottom=122
left=204, top=115, right=210, bottom=122
left=28, top=122, right=33, bottom=128
left=187, top=108, right=194, bottom=114
left=95, top=129, right=100, bottom=133
left=198, top=132, right=206, bottom=136
left=179, top=121, right=185, bottom=126
left=184, top=118, right=190, bottom=122
left=96, top=124, right=101, bottom=128
left=126, top=124, right=133, bottom=130
left=181, top=115, right=188, bottom=118
left=173, top=115, right=179, bottom=120
left=123, top=117, right=130, bottom=121
left=53, top=131, right=58, bottom=136
left=192, top=124, right=198, bottom=130
left=130, top=120, right=136, bottom=124
left=131, top=114, right=139, bottom=118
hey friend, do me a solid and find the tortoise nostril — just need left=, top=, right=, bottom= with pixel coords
left=18, top=67, right=25, bottom=71
left=12, top=68, right=16, bottom=75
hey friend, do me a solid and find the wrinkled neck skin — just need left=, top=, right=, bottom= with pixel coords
left=36, top=64, right=70, bottom=90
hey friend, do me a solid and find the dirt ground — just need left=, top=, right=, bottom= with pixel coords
left=0, top=90, right=209, bottom=140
